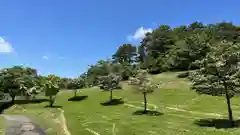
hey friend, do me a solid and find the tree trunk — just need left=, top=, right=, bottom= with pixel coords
left=25, top=94, right=30, bottom=101
left=143, top=92, right=147, bottom=113
left=110, top=90, right=113, bottom=101
left=11, top=95, right=15, bottom=103
left=225, top=92, right=234, bottom=127
left=74, top=89, right=77, bottom=97
left=49, top=96, right=54, bottom=107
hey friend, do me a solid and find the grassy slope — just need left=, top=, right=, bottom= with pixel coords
left=4, top=71, right=240, bottom=135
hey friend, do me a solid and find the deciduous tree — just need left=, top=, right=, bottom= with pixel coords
left=189, top=41, right=240, bottom=127
left=68, top=78, right=85, bottom=97
left=0, top=66, right=39, bottom=102
left=129, top=70, right=158, bottom=112
left=98, top=74, right=121, bottom=101
left=44, top=75, right=60, bottom=107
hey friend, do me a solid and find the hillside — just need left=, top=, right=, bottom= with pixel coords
left=2, top=72, right=240, bottom=135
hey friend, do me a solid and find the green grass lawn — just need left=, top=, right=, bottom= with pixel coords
left=0, top=116, right=5, bottom=135
left=3, top=71, right=240, bottom=135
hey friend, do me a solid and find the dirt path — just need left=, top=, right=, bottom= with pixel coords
left=2, top=115, right=46, bottom=135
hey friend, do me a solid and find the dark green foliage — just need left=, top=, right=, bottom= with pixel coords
left=137, top=45, right=146, bottom=63
left=121, top=64, right=138, bottom=80
left=143, top=25, right=174, bottom=59
left=0, top=91, right=5, bottom=100
left=165, top=33, right=210, bottom=70
left=112, top=44, right=137, bottom=64
left=0, top=66, right=39, bottom=102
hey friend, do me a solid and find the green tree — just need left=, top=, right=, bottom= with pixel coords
left=189, top=41, right=240, bottom=127
left=166, top=33, right=210, bottom=70
left=68, top=78, right=85, bottom=97
left=0, top=91, right=5, bottom=100
left=0, top=66, right=39, bottom=102
left=140, top=25, right=174, bottom=73
left=98, top=74, right=121, bottom=101
left=143, top=25, right=173, bottom=58
left=0, top=69, right=19, bottom=102
left=18, top=74, right=39, bottom=100
left=188, top=21, right=205, bottom=31
left=44, top=75, right=60, bottom=107
left=112, top=44, right=137, bottom=64
left=129, top=70, right=158, bottom=112
left=137, top=44, right=146, bottom=63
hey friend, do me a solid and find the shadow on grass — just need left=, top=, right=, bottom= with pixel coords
left=15, top=99, right=49, bottom=105
left=0, top=102, right=13, bottom=114
left=194, top=119, right=240, bottom=129
left=44, top=105, right=63, bottom=108
left=100, top=98, right=124, bottom=106
left=132, top=110, right=164, bottom=116
left=0, top=98, right=49, bottom=114
left=68, top=96, right=88, bottom=102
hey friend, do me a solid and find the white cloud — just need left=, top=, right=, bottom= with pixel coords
left=42, top=55, right=49, bottom=60
left=42, top=54, right=66, bottom=61
left=0, top=37, right=14, bottom=53
left=37, top=70, right=41, bottom=75
left=127, top=27, right=153, bottom=41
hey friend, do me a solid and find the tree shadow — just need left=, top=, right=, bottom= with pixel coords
left=100, top=98, right=124, bottom=106
left=68, top=96, right=88, bottom=102
left=194, top=118, right=240, bottom=129
left=132, top=110, right=164, bottom=116
left=0, top=102, right=13, bottom=114
left=0, top=98, right=49, bottom=114
left=14, top=99, right=49, bottom=105
left=177, top=72, right=189, bottom=78
left=44, top=105, right=63, bottom=108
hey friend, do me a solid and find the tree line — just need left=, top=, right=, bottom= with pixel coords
left=0, top=66, right=85, bottom=106
left=84, top=21, right=240, bottom=87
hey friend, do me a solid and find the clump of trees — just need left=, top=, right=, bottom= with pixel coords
left=0, top=66, right=85, bottom=107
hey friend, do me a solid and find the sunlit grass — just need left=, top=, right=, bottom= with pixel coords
left=3, top=71, right=240, bottom=135
left=0, top=116, right=5, bottom=135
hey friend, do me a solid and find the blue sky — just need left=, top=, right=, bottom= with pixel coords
left=0, top=0, right=240, bottom=78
